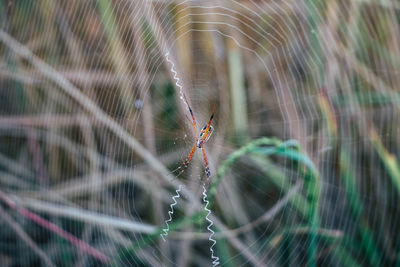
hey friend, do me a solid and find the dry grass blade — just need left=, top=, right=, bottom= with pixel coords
left=17, top=197, right=157, bottom=234
left=0, top=205, right=56, bottom=267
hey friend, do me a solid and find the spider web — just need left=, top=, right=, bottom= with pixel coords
left=0, top=0, right=400, bottom=266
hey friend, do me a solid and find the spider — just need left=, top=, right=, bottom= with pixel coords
left=172, top=93, right=215, bottom=178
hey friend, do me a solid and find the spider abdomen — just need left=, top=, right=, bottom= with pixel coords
left=197, top=125, right=214, bottom=148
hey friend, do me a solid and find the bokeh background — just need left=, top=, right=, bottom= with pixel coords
left=1, top=0, right=400, bottom=266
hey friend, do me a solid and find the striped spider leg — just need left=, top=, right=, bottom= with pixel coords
left=172, top=93, right=215, bottom=178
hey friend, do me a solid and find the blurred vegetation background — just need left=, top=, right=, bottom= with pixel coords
left=1, top=0, right=400, bottom=266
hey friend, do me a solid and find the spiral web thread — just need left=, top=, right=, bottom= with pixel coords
left=164, top=51, right=188, bottom=112
left=160, top=185, right=183, bottom=241
left=160, top=51, right=186, bottom=242
left=202, top=184, right=220, bottom=266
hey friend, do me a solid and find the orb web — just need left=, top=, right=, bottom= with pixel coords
left=0, top=0, right=399, bottom=266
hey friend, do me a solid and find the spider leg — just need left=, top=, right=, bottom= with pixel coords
left=182, top=92, right=198, bottom=136
left=177, top=94, right=215, bottom=178
left=201, top=104, right=215, bottom=140
left=200, top=143, right=211, bottom=178
left=172, top=143, right=197, bottom=177
left=205, top=104, right=215, bottom=130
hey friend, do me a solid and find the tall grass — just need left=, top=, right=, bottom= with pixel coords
left=0, top=0, right=399, bottom=266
